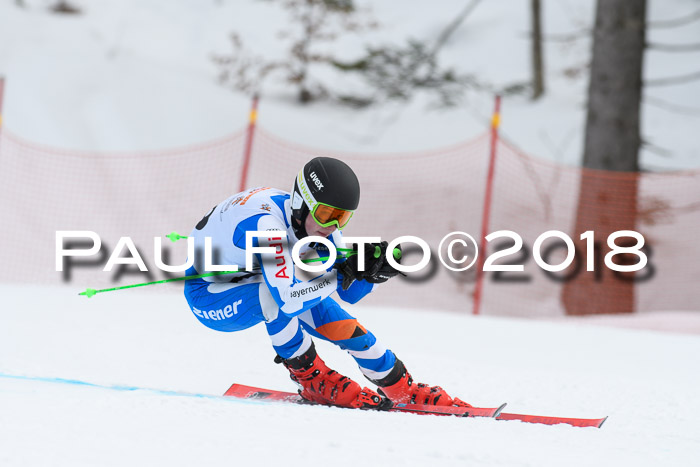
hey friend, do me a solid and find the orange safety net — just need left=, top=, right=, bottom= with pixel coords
left=487, top=139, right=700, bottom=316
left=0, top=126, right=698, bottom=316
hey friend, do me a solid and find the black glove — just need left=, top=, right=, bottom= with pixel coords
left=364, top=243, right=402, bottom=284
left=336, top=242, right=384, bottom=290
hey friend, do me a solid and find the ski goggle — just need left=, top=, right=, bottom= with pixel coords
left=311, top=202, right=354, bottom=229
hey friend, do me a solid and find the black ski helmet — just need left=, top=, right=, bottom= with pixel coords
left=290, top=157, right=360, bottom=238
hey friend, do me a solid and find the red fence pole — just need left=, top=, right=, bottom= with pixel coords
left=473, top=95, right=501, bottom=316
left=238, top=94, right=259, bottom=192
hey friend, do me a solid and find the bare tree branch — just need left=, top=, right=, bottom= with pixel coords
left=644, top=95, right=700, bottom=116
left=531, top=0, right=545, bottom=99
left=647, top=8, right=700, bottom=28
left=431, top=0, right=482, bottom=55
left=641, top=139, right=673, bottom=158
left=541, top=28, right=591, bottom=43
left=647, top=42, right=700, bottom=52
left=215, top=0, right=377, bottom=103
left=645, top=70, right=700, bottom=86
left=674, top=201, right=700, bottom=216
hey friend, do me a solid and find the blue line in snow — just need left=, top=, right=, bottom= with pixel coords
left=0, top=372, right=258, bottom=404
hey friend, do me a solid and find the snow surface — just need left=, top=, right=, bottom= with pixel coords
left=1, top=284, right=699, bottom=466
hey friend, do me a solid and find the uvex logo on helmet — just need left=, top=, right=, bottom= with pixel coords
left=310, top=171, right=324, bottom=190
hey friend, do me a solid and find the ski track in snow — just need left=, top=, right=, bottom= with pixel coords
left=1, top=284, right=699, bottom=466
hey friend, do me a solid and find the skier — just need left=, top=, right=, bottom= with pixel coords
left=184, top=157, right=470, bottom=409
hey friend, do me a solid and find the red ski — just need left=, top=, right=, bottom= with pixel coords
left=224, top=383, right=505, bottom=418
left=496, top=412, right=608, bottom=428
left=224, top=384, right=607, bottom=428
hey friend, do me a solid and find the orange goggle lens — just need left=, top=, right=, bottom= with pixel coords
left=312, top=203, right=354, bottom=229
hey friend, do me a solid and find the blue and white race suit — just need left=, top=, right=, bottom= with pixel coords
left=184, top=187, right=396, bottom=381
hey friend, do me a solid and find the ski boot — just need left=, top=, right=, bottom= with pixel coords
left=374, top=359, right=471, bottom=407
left=276, top=343, right=389, bottom=409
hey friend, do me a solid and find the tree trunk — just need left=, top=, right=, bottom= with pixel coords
left=582, top=0, right=645, bottom=172
left=562, top=0, right=646, bottom=315
left=531, top=0, right=545, bottom=100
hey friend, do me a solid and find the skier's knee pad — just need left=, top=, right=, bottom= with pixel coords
left=315, top=318, right=367, bottom=342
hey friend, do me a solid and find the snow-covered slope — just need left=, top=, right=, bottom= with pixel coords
left=0, top=0, right=698, bottom=170
left=1, top=284, right=699, bottom=466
